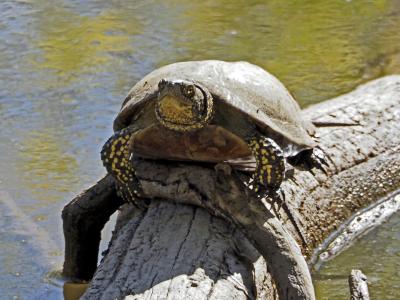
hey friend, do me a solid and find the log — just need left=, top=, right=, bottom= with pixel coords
left=348, top=270, right=370, bottom=300
left=62, top=175, right=123, bottom=281
left=74, top=76, right=400, bottom=299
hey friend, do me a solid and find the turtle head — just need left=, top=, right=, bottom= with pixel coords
left=155, top=79, right=214, bottom=131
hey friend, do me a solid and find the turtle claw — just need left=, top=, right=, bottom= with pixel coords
left=287, top=146, right=328, bottom=173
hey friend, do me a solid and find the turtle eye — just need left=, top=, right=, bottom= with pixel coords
left=182, top=85, right=195, bottom=98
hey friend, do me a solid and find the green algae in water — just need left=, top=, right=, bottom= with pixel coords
left=314, top=212, right=400, bottom=299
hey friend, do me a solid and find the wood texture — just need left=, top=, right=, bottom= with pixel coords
left=348, top=270, right=370, bottom=300
left=62, top=175, right=123, bottom=281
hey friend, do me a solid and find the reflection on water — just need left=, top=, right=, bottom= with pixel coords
left=17, top=130, right=78, bottom=202
left=31, top=3, right=139, bottom=78
left=0, top=0, right=399, bottom=299
left=314, top=212, right=400, bottom=300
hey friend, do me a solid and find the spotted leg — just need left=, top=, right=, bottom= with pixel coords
left=248, top=136, right=286, bottom=192
left=101, top=126, right=145, bottom=208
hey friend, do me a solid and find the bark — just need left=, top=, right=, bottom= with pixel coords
left=62, top=175, right=123, bottom=281
left=348, top=270, right=370, bottom=300
left=75, top=76, right=400, bottom=299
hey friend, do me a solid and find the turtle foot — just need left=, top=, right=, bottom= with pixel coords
left=101, top=126, right=144, bottom=206
left=248, top=136, right=285, bottom=191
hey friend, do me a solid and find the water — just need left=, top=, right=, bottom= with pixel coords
left=314, top=211, right=400, bottom=300
left=0, top=1, right=399, bottom=299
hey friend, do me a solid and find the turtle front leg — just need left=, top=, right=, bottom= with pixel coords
left=247, top=136, right=286, bottom=192
left=101, top=126, right=145, bottom=208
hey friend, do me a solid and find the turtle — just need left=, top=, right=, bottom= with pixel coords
left=100, top=60, right=317, bottom=206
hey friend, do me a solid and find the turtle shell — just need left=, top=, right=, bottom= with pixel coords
left=114, top=60, right=316, bottom=152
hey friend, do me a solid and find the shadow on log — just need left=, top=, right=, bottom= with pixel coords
left=63, top=76, right=400, bottom=299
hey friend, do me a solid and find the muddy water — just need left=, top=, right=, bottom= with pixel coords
left=0, top=1, right=399, bottom=299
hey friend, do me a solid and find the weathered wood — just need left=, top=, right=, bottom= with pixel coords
left=78, top=76, right=400, bottom=299
left=318, top=193, right=400, bottom=261
left=62, top=175, right=124, bottom=281
left=348, top=270, right=370, bottom=300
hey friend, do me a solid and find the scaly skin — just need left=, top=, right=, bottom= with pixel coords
left=248, top=136, right=286, bottom=191
left=101, top=126, right=145, bottom=208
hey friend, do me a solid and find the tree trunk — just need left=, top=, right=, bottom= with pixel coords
left=80, top=76, right=400, bottom=300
